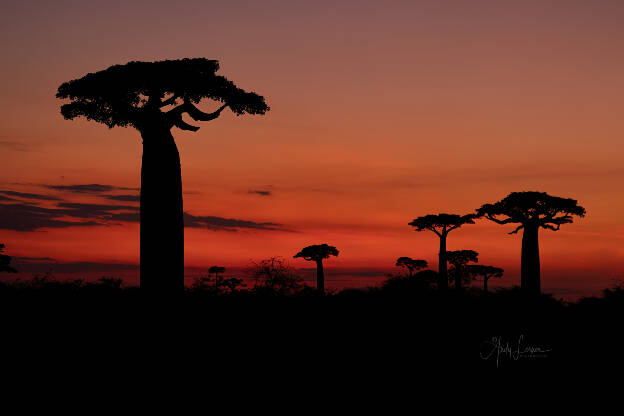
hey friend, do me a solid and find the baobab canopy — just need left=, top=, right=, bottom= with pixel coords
left=476, top=191, right=586, bottom=234
left=56, top=58, right=270, bottom=129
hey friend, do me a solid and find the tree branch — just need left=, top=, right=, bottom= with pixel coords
left=184, top=100, right=228, bottom=122
left=159, top=94, right=179, bottom=107
left=508, top=224, right=524, bottom=234
left=172, top=118, right=200, bottom=132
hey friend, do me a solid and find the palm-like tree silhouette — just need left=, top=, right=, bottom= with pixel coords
left=56, top=58, right=269, bottom=292
left=465, top=265, right=503, bottom=292
left=446, top=250, right=478, bottom=290
left=477, top=191, right=585, bottom=295
left=209, top=266, right=226, bottom=279
left=395, top=257, right=428, bottom=278
left=294, top=244, right=339, bottom=295
left=408, top=214, right=476, bottom=290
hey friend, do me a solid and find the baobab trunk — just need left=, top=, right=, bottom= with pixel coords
left=521, top=224, right=540, bottom=295
left=139, top=125, right=184, bottom=292
left=438, top=235, right=448, bottom=290
left=316, top=259, right=325, bottom=295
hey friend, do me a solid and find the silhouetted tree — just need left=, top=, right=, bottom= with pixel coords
left=209, top=266, right=226, bottom=279
left=249, top=257, right=303, bottom=296
left=408, top=214, right=476, bottom=290
left=477, top=191, right=585, bottom=295
left=56, top=59, right=269, bottom=292
left=465, top=265, right=503, bottom=292
left=395, top=257, right=428, bottom=278
left=0, top=244, right=17, bottom=273
left=446, top=250, right=479, bottom=290
left=294, top=244, right=339, bottom=295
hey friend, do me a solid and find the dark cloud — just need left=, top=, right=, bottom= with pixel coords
left=0, top=197, right=287, bottom=232
left=183, top=212, right=287, bottom=232
left=12, top=257, right=138, bottom=274
left=248, top=190, right=272, bottom=196
left=0, top=140, right=30, bottom=152
left=0, top=203, right=102, bottom=231
left=42, top=184, right=139, bottom=194
left=56, top=202, right=138, bottom=219
left=0, top=190, right=61, bottom=201
left=0, top=194, right=17, bottom=201
left=104, top=194, right=140, bottom=202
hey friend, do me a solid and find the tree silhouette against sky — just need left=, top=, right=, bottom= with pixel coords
left=477, top=191, right=585, bottom=295
left=408, top=214, right=476, bottom=290
left=56, top=58, right=269, bottom=292
left=0, top=244, right=17, bottom=273
left=446, top=249, right=478, bottom=290
left=294, top=244, right=339, bottom=295
left=465, top=265, right=503, bottom=292
left=395, top=257, right=428, bottom=278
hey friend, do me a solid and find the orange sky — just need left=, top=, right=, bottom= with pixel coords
left=1, top=1, right=623, bottom=296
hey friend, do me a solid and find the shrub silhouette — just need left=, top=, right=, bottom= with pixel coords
left=0, top=244, right=17, bottom=273
left=465, top=265, right=503, bottom=292
left=294, top=244, right=339, bottom=295
left=56, top=58, right=269, bottom=292
left=477, top=191, right=585, bottom=295
left=446, top=250, right=479, bottom=290
left=408, top=214, right=476, bottom=290
left=395, top=257, right=428, bottom=278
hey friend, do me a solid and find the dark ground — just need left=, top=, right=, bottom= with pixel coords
left=1, top=277, right=622, bottom=377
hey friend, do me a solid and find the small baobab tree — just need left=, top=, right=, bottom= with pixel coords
left=56, top=58, right=269, bottom=292
left=209, top=266, right=226, bottom=279
left=446, top=250, right=479, bottom=290
left=395, top=257, right=428, bottom=278
left=465, top=265, right=504, bottom=292
left=408, top=214, right=476, bottom=290
left=293, top=244, right=339, bottom=295
left=477, top=191, right=585, bottom=295
left=0, top=244, right=17, bottom=273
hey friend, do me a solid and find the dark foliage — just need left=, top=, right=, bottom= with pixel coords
left=0, top=244, right=17, bottom=273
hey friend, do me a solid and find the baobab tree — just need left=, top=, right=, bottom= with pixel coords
left=395, top=257, right=428, bottom=278
left=446, top=250, right=479, bottom=290
left=293, top=244, right=339, bottom=295
left=465, top=265, right=504, bottom=292
left=56, top=59, right=269, bottom=292
left=208, top=266, right=226, bottom=280
left=408, top=214, right=476, bottom=290
left=0, top=244, right=17, bottom=273
left=477, top=191, right=585, bottom=295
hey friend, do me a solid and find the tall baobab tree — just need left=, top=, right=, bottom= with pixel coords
left=56, top=59, right=269, bottom=292
left=395, top=257, right=428, bottom=278
left=408, top=214, right=476, bottom=290
left=477, top=191, right=585, bottom=295
left=0, top=244, right=17, bottom=273
left=446, top=250, right=478, bottom=290
left=293, top=244, right=339, bottom=295
left=465, top=265, right=504, bottom=292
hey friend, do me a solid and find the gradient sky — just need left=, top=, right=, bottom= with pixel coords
left=1, top=0, right=623, bottom=296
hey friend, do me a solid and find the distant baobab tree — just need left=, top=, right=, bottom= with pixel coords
left=465, top=265, right=503, bottom=292
left=294, top=244, right=339, bottom=295
left=477, top=191, right=585, bottom=295
left=395, top=257, right=428, bottom=278
left=446, top=250, right=479, bottom=290
left=56, top=58, right=269, bottom=292
left=0, top=244, right=17, bottom=273
left=209, top=266, right=226, bottom=280
left=408, top=214, right=476, bottom=290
